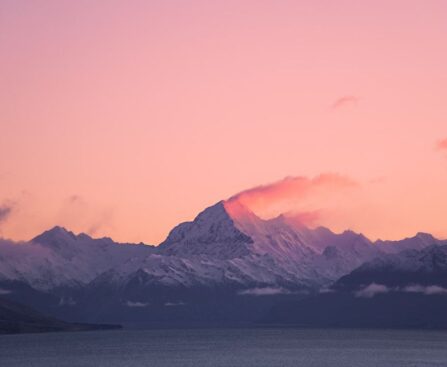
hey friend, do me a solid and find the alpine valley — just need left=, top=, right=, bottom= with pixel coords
left=1, top=200, right=446, bottom=331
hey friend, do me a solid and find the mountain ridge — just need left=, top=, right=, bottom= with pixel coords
left=0, top=200, right=445, bottom=327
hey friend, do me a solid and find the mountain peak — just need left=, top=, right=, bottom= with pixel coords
left=195, top=200, right=232, bottom=223
left=375, top=232, right=443, bottom=253
left=46, top=225, right=71, bottom=235
left=31, top=226, right=79, bottom=245
left=223, top=199, right=258, bottom=222
left=157, top=201, right=253, bottom=259
left=415, top=232, right=435, bottom=241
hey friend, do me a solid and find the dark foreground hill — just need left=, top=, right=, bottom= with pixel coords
left=0, top=297, right=120, bottom=334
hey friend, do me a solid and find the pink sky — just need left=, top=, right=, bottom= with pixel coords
left=1, top=1, right=447, bottom=244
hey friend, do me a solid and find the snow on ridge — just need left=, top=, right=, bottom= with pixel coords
left=0, top=201, right=445, bottom=293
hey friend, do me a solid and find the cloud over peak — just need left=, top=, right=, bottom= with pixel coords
left=226, top=173, right=358, bottom=221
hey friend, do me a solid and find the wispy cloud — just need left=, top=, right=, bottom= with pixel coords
left=0, top=205, right=12, bottom=224
left=0, top=201, right=15, bottom=231
left=57, top=194, right=115, bottom=237
left=436, top=138, right=447, bottom=152
left=319, top=287, right=335, bottom=294
left=283, top=210, right=322, bottom=227
left=226, top=174, right=358, bottom=219
left=0, top=288, right=11, bottom=295
left=355, top=283, right=447, bottom=298
left=355, top=283, right=390, bottom=298
left=164, top=301, right=186, bottom=306
left=402, top=285, right=447, bottom=295
left=331, top=96, right=358, bottom=110
left=238, top=287, right=292, bottom=296
left=58, top=297, right=76, bottom=306
left=125, top=301, right=150, bottom=307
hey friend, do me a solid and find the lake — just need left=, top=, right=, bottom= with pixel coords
left=1, top=328, right=447, bottom=366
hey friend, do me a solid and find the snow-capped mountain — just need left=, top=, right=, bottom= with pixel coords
left=0, top=199, right=445, bottom=326
left=375, top=232, right=445, bottom=253
left=158, top=201, right=253, bottom=259
left=161, top=201, right=378, bottom=263
left=0, top=201, right=443, bottom=293
left=140, top=200, right=384, bottom=289
left=335, top=244, right=447, bottom=290
left=0, top=227, right=154, bottom=290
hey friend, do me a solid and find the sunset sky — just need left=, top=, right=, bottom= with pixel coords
left=1, top=1, right=447, bottom=244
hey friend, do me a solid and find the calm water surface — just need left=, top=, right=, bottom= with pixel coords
left=1, top=328, right=447, bottom=367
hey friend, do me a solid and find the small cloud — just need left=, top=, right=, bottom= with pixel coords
left=436, top=138, right=447, bottom=152
left=355, top=284, right=447, bottom=298
left=0, top=202, right=14, bottom=224
left=0, top=201, right=16, bottom=234
left=402, top=285, right=447, bottom=295
left=68, top=194, right=82, bottom=203
left=164, top=301, right=185, bottom=306
left=402, top=285, right=426, bottom=293
left=355, top=283, right=390, bottom=298
left=58, top=297, right=76, bottom=306
left=319, top=287, right=335, bottom=294
left=425, top=286, right=447, bottom=295
left=238, top=287, right=292, bottom=296
left=126, top=301, right=150, bottom=307
left=0, top=288, right=11, bottom=295
left=331, top=96, right=358, bottom=110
